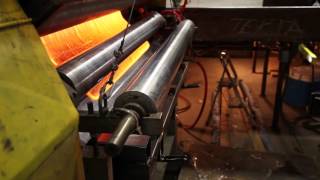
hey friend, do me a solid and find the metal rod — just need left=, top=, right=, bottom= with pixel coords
left=58, top=12, right=166, bottom=98
left=147, top=131, right=164, bottom=165
left=162, top=63, right=189, bottom=130
left=114, top=19, right=195, bottom=113
left=105, top=109, right=139, bottom=156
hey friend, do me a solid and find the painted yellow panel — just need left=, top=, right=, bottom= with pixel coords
left=0, top=1, right=80, bottom=179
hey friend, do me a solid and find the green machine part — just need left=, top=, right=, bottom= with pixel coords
left=0, top=0, right=84, bottom=179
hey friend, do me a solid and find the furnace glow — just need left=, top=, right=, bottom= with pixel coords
left=40, top=10, right=150, bottom=100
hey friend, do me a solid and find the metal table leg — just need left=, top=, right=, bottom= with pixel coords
left=260, top=48, right=270, bottom=97
left=252, top=47, right=258, bottom=73
left=272, top=45, right=296, bottom=131
left=252, top=42, right=260, bottom=73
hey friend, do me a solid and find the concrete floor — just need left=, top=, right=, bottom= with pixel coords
left=176, top=55, right=320, bottom=179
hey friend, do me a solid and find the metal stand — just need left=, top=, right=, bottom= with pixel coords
left=207, top=51, right=255, bottom=127
left=271, top=44, right=297, bottom=131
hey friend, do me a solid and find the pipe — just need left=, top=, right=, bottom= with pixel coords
left=58, top=12, right=166, bottom=98
left=114, top=19, right=195, bottom=114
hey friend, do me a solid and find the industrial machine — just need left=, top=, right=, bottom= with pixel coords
left=0, top=0, right=195, bottom=180
left=1, top=0, right=320, bottom=180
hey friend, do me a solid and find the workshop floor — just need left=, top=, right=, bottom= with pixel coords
left=176, top=55, right=320, bottom=179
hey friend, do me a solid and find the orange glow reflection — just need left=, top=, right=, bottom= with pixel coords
left=41, top=10, right=150, bottom=100
left=87, top=42, right=149, bottom=100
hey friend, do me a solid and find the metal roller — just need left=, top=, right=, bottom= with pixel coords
left=58, top=12, right=166, bottom=97
left=105, top=20, right=195, bottom=156
left=114, top=19, right=195, bottom=114
left=76, top=45, right=158, bottom=112
left=105, top=43, right=160, bottom=110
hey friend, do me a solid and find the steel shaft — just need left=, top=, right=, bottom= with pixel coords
left=105, top=109, right=139, bottom=156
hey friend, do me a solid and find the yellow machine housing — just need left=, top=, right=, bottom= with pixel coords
left=0, top=1, right=84, bottom=179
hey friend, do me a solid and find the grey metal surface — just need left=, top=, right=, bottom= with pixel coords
left=114, top=19, right=195, bottom=113
left=140, top=63, right=189, bottom=136
left=58, top=12, right=165, bottom=98
left=185, top=7, right=320, bottom=42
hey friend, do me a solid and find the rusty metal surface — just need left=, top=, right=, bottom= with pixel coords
left=185, top=7, right=320, bottom=43
left=178, top=143, right=320, bottom=180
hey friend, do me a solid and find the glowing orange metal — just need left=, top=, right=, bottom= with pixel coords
left=40, top=10, right=150, bottom=100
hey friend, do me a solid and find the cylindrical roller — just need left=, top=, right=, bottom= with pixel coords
left=105, top=109, right=139, bottom=156
left=76, top=44, right=159, bottom=112
left=58, top=12, right=166, bottom=97
left=105, top=41, right=162, bottom=110
left=114, top=19, right=195, bottom=114
left=106, top=45, right=157, bottom=110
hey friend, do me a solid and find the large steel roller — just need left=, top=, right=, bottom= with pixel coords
left=106, top=19, right=195, bottom=156
left=58, top=12, right=166, bottom=97
left=114, top=19, right=195, bottom=114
